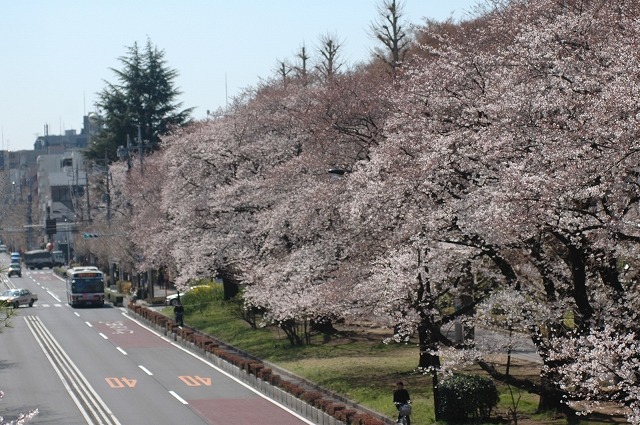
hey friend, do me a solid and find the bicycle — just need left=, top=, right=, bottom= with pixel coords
left=395, top=401, right=411, bottom=425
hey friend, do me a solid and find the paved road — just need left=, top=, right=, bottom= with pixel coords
left=0, top=264, right=313, bottom=425
left=443, top=322, right=542, bottom=364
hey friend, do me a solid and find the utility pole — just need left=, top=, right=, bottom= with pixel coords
left=117, top=124, right=148, bottom=173
left=45, top=206, right=56, bottom=245
left=85, top=168, right=91, bottom=223
left=137, top=124, right=145, bottom=175
left=26, top=181, right=33, bottom=249
left=105, top=149, right=111, bottom=222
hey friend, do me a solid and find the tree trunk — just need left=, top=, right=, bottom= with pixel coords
left=537, top=375, right=576, bottom=417
left=417, top=322, right=442, bottom=421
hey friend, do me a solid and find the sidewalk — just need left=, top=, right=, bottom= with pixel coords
left=128, top=283, right=177, bottom=305
left=149, top=283, right=176, bottom=299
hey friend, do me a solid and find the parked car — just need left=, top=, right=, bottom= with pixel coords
left=165, top=285, right=212, bottom=306
left=7, top=263, right=22, bottom=277
left=0, top=244, right=7, bottom=253
left=0, top=288, right=37, bottom=308
left=10, top=252, right=20, bottom=263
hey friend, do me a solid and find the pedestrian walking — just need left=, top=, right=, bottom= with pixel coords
left=174, top=297, right=184, bottom=327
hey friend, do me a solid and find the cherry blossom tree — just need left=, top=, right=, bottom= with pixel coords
left=157, top=61, right=393, bottom=337
left=111, top=0, right=640, bottom=421
left=342, top=0, right=640, bottom=420
left=114, top=150, right=176, bottom=277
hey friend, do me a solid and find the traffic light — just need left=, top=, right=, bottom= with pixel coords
left=45, top=218, right=57, bottom=236
left=83, top=233, right=99, bottom=239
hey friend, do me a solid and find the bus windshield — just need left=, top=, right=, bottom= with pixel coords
left=70, top=278, right=104, bottom=293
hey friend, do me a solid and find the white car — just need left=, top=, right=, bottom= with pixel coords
left=8, top=263, right=22, bottom=277
left=165, top=285, right=212, bottom=306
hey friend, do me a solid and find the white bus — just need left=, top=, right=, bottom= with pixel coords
left=66, top=267, right=105, bottom=307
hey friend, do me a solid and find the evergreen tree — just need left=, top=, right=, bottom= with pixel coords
left=85, top=39, right=193, bottom=162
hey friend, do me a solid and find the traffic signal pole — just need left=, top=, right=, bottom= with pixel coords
left=45, top=206, right=57, bottom=245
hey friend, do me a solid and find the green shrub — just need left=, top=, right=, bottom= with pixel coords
left=438, top=373, right=499, bottom=422
left=116, top=280, right=132, bottom=295
left=182, top=284, right=221, bottom=313
left=149, top=297, right=166, bottom=305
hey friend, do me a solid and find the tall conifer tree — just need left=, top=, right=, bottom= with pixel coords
left=85, top=39, right=193, bottom=162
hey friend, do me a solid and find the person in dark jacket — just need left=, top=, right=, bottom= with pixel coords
left=393, top=381, right=411, bottom=424
left=173, top=297, right=185, bottom=327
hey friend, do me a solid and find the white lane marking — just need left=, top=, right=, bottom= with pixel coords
left=47, top=290, right=61, bottom=302
left=138, top=365, right=153, bottom=376
left=25, top=316, right=122, bottom=424
left=86, top=322, right=93, bottom=328
left=124, top=311, right=316, bottom=424
left=99, top=333, right=108, bottom=340
left=116, top=347, right=127, bottom=355
left=169, top=391, right=188, bottom=405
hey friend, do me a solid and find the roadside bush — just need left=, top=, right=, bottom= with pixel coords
left=281, top=382, right=305, bottom=397
left=301, top=391, right=324, bottom=405
left=351, top=412, right=385, bottom=425
left=438, top=373, right=499, bottom=422
left=335, top=408, right=357, bottom=423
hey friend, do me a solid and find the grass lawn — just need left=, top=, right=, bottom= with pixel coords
left=168, top=292, right=627, bottom=425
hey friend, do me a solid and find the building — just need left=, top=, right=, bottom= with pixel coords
left=36, top=150, right=88, bottom=222
left=0, top=115, right=94, bottom=251
left=33, top=119, right=91, bottom=152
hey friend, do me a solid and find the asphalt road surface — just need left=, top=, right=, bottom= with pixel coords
left=0, top=263, right=313, bottom=425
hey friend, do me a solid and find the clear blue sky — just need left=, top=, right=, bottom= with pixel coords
left=0, top=0, right=480, bottom=151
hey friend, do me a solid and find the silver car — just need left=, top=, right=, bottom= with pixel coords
left=0, top=288, right=37, bottom=308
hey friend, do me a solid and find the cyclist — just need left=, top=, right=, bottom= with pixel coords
left=393, top=381, right=411, bottom=424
